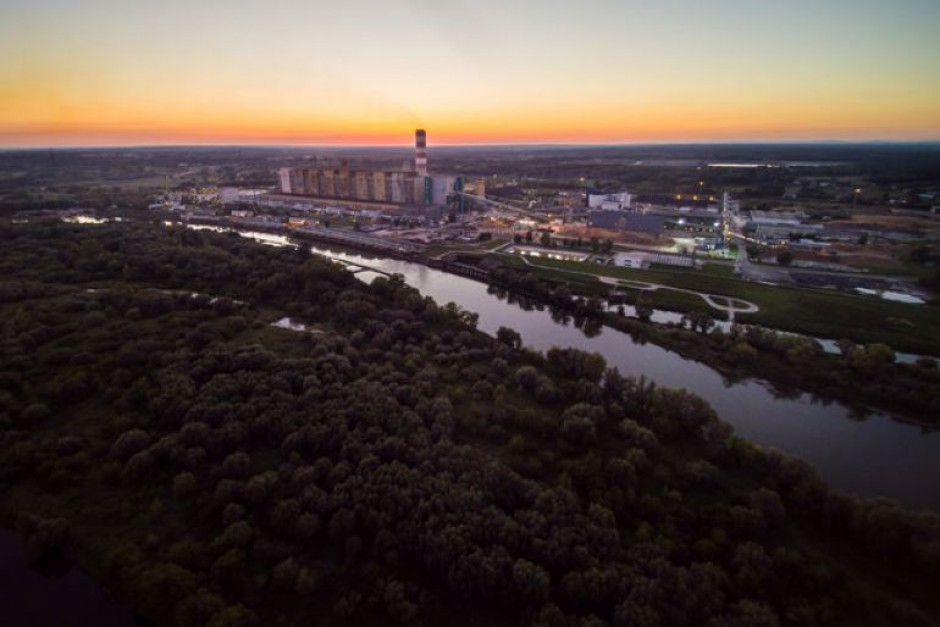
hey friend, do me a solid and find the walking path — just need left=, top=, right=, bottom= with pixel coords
left=516, top=255, right=759, bottom=322
left=597, top=276, right=758, bottom=322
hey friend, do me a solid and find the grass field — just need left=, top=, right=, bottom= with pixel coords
left=496, top=253, right=940, bottom=355
left=424, top=238, right=509, bottom=258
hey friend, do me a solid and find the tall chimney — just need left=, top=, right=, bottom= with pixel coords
left=415, top=129, right=428, bottom=177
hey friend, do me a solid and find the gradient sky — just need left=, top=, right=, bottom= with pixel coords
left=1, top=0, right=939, bottom=146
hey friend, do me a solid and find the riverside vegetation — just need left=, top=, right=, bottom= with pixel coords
left=1, top=220, right=939, bottom=626
left=483, top=265, right=940, bottom=426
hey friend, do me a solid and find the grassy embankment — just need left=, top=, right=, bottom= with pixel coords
left=494, top=254, right=940, bottom=356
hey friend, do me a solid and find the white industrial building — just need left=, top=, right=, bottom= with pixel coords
left=613, top=252, right=651, bottom=268
left=588, top=191, right=632, bottom=211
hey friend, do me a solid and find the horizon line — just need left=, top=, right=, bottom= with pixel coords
left=3, top=138, right=940, bottom=151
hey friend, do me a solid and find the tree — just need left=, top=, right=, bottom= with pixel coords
left=497, top=326, right=523, bottom=350
left=272, top=558, right=299, bottom=590
left=513, top=559, right=551, bottom=604
left=132, top=563, right=198, bottom=619
left=634, top=293, right=654, bottom=322
left=111, top=429, right=151, bottom=460
left=776, top=250, right=793, bottom=266
left=173, top=472, right=197, bottom=497
left=835, top=338, right=855, bottom=358
left=850, top=343, right=895, bottom=375
left=686, top=310, right=715, bottom=333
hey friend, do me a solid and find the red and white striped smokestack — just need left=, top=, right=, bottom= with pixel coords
left=415, top=129, right=428, bottom=176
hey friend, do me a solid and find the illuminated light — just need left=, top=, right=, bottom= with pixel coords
left=676, top=194, right=682, bottom=200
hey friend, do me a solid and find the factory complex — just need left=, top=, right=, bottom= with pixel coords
left=587, top=192, right=728, bottom=250
left=276, top=130, right=470, bottom=211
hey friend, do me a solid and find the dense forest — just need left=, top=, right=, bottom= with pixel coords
left=1, top=220, right=939, bottom=626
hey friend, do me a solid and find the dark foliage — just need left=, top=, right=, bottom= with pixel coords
left=0, top=221, right=938, bottom=627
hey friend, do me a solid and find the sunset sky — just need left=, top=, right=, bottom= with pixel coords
left=1, top=0, right=939, bottom=147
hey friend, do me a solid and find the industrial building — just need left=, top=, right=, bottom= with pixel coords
left=588, top=191, right=632, bottom=211
left=613, top=252, right=651, bottom=268
left=586, top=187, right=723, bottom=240
left=276, top=129, right=463, bottom=210
left=589, top=206, right=724, bottom=238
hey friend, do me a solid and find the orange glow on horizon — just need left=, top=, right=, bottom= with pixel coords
left=2, top=0, right=938, bottom=148
left=2, top=61, right=938, bottom=147
left=4, top=97, right=939, bottom=147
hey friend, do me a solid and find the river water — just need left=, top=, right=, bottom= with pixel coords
left=184, top=226, right=939, bottom=510
left=303, top=242, right=940, bottom=511
left=8, top=220, right=932, bottom=626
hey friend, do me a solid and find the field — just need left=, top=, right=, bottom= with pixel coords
left=496, top=253, right=940, bottom=355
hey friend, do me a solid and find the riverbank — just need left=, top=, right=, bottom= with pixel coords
left=299, top=240, right=940, bottom=511
left=495, top=253, right=940, bottom=356
left=183, top=216, right=940, bottom=427
left=483, top=265, right=940, bottom=428
left=1, top=219, right=938, bottom=627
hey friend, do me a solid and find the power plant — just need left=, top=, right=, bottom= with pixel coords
left=414, top=129, right=428, bottom=177
left=276, top=129, right=468, bottom=210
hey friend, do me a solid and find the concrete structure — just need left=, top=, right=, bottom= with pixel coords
left=506, top=245, right=590, bottom=262
left=614, top=252, right=651, bottom=268
left=749, top=210, right=807, bottom=226
left=588, top=191, right=632, bottom=210
left=221, top=188, right=267, bottom=204
left=749, top=222, right=823, bottom=243
left=276, top=129, right=463, bottom=211
left=647, top=252, right=694, bottom=267
left=277, top=163, right=427, bottom=205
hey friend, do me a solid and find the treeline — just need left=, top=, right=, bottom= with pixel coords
left=0, top=220, right=939, bottom=626
left=486, top=265, right=940, bottom=425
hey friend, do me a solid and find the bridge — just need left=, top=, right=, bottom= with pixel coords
left=328, top=258, right=394, bottom=277
left=292, top=226, right=423, bottom=255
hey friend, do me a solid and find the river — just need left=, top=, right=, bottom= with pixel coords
left=303, top=242, right=940, bottom=511
left=7, top=219, right=932, bottom=626
left=186, top=225, right=940, bottom=510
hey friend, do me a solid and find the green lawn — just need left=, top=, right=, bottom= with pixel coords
left=700, top=262, right=737, bottom=278
left=424, top=238, right=509, bottom=258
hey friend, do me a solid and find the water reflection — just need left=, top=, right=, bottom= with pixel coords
left=303, top=242, right=940, bottom=511
left=181, top=227, right=938, bottom=510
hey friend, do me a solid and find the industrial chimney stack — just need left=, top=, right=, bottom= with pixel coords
left=415, top=129, right=428, bottom=177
